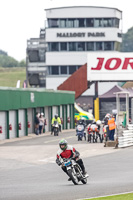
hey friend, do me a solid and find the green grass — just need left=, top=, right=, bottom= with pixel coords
left=0, top=67, right=26, bottom=88
left=85, top=193, right=133, bottom=200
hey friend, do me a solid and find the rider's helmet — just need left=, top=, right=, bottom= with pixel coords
left=55, top=114, right=58, bottom=119
left=105, top=113, right=110, bottom=119
left=96, top=120, right=101, bottom=125
left=59, top=139, right=68, bottom=151
left=81, top=117, right=85, bottom=124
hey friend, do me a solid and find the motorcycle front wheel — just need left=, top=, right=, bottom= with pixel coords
left=81, top=178, right=87, bottom=184
left=78, top=135, right=82, bottom=141
left=67, top=169, right=78, bottom=185
left=54, top=129, right=59, bottom=136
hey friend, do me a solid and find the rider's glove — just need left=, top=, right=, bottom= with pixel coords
left=56, top=159, right=62, bottom=166
left=61, top=163, right=65, bottom=167
left=72, top=154, right=76, bottom=158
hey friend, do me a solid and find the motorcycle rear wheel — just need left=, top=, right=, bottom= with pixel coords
left=54, top=129, right=59, bottom=136
left=67, top=169, right=78, bottom=185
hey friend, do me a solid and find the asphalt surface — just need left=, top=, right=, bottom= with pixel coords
left=0, top=130, right=133, bottom=200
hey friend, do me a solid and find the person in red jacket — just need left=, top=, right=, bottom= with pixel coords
left=56, top=139, right=88, bottom=181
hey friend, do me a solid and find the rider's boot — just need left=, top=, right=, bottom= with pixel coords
left=83, top=171, right=89, bottom=178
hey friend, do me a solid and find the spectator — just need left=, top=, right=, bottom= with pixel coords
left=35, top=112, right=40, bottom=135
left=108, top=114, right=116, bottom=141
left=39, top=113, right=45, bottom=134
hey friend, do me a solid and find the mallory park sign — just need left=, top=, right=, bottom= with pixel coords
left=87, top=52, right=133, bottom=81
left=57, top=32, right=105, bottom=37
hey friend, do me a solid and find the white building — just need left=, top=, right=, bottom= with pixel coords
left=27, top=6, right=122, bottom=92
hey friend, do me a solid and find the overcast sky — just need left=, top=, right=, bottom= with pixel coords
left=0, top=0, right=132, bottom=61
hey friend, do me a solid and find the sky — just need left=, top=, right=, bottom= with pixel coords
left=0, top=0, right=132, bottom=61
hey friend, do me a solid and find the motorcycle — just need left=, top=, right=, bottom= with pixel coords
left=76, top=124, right=86, bottom=141
left=87, top=123, right=99, bottom=143
left=53, top=121, right=59, bottom=136
left=63, top=158, right=88, bottom=185
left=96, top=120, right=104, bottom=143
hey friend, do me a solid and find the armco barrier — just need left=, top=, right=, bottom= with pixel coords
left=118, top=124, right=133, bottom=148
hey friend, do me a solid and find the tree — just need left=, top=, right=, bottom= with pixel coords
left=19, top=59, right=26, bottom=67
left=120, top=27, right=133, bottom=52
left=0, top=54, right=19, bottom=68
left=0, top=49, right=7, bottom=56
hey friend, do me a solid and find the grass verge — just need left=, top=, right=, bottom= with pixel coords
left=0, top=67, right=26, bottom=87
left=84, top=193, right=133, bottom=200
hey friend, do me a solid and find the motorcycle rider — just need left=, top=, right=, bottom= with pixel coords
left=77, top=117, right=86, bottom=134
left=103, top=114, right=110, bottom=139
left=56, top=139, right=89, bottom=181
left=51, top=114, right=61, bottom=135
left=78, top=117, right=86, bottom=128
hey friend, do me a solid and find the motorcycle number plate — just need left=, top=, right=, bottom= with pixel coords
left=65, top=161, right=71, bottom=166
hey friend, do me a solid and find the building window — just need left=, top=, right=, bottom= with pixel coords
left=77, top=42, right=85, bottom=51
left=60, top=66, right=67, bottom=74
left=69, top=66, right=77, bottom=74
left=48, top=19, right=59, bottom=28
left=77, top=65, right=81, bottom=69
left=104, top=42, right=112, bottom=50
left=67, top=19, right=76, bottom=27
left=48, top=42, right=114, bottom=52
left=114, top=18, right=120, bottom=28
left=51, top=66, right=59, bottom=75
left=60, top=19, right=67, bottom=28
left=51, top=42, right=59, bottom=51
left=69, top=42, right=76, bottom=51
left=86, top=18, right=94, bottom=27
left=96, top=42, right=103, bottom=50
left=103, top=18, right=112, bottom=27
left=77, top=18, right=85, bottom=27
left=60, top=42, right=67, bottom=51
left=86, top=42, right=94, bottom=51
left=95, top=18, right=103, bottom=27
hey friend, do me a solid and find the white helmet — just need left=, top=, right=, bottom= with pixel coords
left=105, top=113, right=110, bottom=118
left=96, top=120, right=101, bottom=125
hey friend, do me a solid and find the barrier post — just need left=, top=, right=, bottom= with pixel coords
left=94, top=98, right=99, bottom=121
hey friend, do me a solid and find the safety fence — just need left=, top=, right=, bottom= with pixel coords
left=118, top=124, right=133, bottom=148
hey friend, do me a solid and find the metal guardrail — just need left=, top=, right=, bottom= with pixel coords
left=118, top=124, right=133, bottom=148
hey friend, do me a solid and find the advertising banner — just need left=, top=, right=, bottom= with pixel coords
left=87, top=52, right=133, bottom=81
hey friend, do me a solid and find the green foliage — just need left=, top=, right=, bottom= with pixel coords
left=18, top=59, right=26, bottom=67
left=0, top=54, right=26, bottom=68
left=120, top=27, right=133, bottom=52
left=0, top=49, right=7, bottom=56
left=0, top=54, right=19, bottom=68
